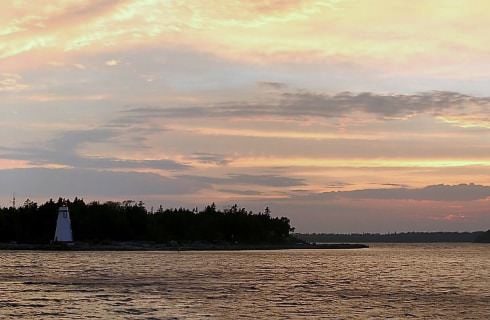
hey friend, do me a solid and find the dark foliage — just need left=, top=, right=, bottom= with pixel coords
left=295, top=232, right=485, bottom=243
left=474, top=230, right=490, bottom=243
left=0, top=199, right=293, bottom=244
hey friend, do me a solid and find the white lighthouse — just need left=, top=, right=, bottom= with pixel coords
left=54, top=206, right=73, bottom=242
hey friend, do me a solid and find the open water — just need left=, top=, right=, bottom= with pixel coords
left=0, top=244, right=488, bottom=319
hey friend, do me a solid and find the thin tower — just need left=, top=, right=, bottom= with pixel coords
left=53, top=206, right=73, bottom=242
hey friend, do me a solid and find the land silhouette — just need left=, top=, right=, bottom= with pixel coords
left=0, top=198, right=292, bottom=244
left=475, top=230, right=490, bottom=243
left=5, top=197, right=486, bottom=249
left=0, top=198, right=370, bottom=250
left=296, top=231, right=489, bottom=243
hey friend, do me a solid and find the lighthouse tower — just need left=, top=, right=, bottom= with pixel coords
left=54, top=206, right=73, bottom=242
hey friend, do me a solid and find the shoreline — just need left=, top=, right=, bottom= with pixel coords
left=0, top=242, right=369, bottom=251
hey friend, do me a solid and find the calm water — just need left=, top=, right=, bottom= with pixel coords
left=0, top=244, right=488, bottom=319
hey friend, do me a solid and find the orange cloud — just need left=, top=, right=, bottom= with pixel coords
left=0, top=159, right=31, bottom=170
left=438, top=115, right=490, bottom=129
left=2, top=0, right=490, bottom=76
left=168, top=125, right=383, bottom=141
left=228, top=157, right=490, bottom=169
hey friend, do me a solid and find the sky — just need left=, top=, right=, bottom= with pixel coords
left=1, top=0, right=490, bottom=232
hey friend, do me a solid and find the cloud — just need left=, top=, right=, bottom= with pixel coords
left=324, top=182, right=352, bottom=189
left=0, top=0, right=128, bottom=59
left=257, top=81, right=288, bottom=90
left=105, top=59, right=120, bottom=66
left=0, top=73, right=28, bottom=92
left=227, top=174, right=306, bottom=187
left=175, top=1, right=490, bottom=73
left=300, top=183, right=490, bottom=202
left=73, top=63, right=86, bottom=70
left=430, top=214, right=468, bottom=221
left=0, top=129, right=190, bottom=171
left=123, top=90, right=490, bottom=122
left=378, top=183, right=410, bottom=188
left=0, top=168, right=204, bottom=197
left=3, top=0, right=490, bottom=79
left=180, top=173, right=306, bottom=187
left=217, top=189, right=264, bottom=196
left=188, top=153, right=231, bottom=166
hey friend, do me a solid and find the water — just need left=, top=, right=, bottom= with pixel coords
left=0, top=244, right=488, bottom=319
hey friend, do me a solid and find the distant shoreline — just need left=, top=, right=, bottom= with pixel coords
left=294, top=231, right=489, bottom=243
left=0, top=242, right=368, bottom=251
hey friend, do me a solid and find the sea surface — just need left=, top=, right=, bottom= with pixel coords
left=0, top=244, right=488, bottom=319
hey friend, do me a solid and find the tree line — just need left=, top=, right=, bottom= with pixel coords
left=295, top=232, right=487, bottom=243
left=0, top=198, right=294, bottom=244
left=475, top=230, right=490, bottom=243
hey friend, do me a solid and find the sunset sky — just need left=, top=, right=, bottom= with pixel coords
left=1, top=0, right=490, bottom=232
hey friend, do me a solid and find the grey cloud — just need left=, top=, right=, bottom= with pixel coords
left=257, top=81, right=288, bottom=90
left=378, top=183, right=410, bottom=188
left=1, top=146, right=189, bottom=171
left=300, top=183, right=490, bottom=202
left=188, top=153, right=231, bottom=166
left=0, top=168, right=205, bottom=197
left=67, top=157, right=190, bottom=171
left=123, top=106, right=208, bottom=122
left=50, top=129, right=116, bottom=151
left=0, top=73, right=28, bottom=92
left=228, top=174, right=306, bottom=187
left=123, top=91, right=490, bottom=121
left=180, top=174, right=306, bottom=187
left=217, top=189, right=264, bottom=196
left=0, top=128, right=190, bottom=171
left=324, top=182, right=352, bottom=189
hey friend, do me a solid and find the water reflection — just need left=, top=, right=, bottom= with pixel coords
left=0, top=244, right=489, bottom=319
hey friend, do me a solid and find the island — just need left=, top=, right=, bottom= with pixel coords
left=474, top=230, right=490, bottom=243
left=295, top=232, right=489, bottom=243
left=0, top=198, right=367, bottom=250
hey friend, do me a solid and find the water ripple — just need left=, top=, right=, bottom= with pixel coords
left=0, top=244, right=488, bottom=319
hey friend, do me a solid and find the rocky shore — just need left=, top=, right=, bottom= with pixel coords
left=0, top=241, right=368, bottom=251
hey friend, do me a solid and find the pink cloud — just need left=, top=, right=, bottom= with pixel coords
left=430, top=214, right=468, bottom=221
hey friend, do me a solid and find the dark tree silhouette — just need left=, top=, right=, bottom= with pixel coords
left=0, top=199, right=294, bottom=244
left=474, top=230, right=490, bottom=243
left=295, top=232, right=485, bottom=243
